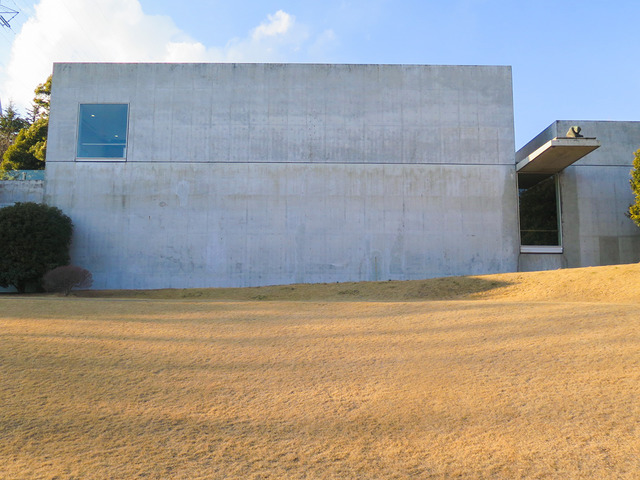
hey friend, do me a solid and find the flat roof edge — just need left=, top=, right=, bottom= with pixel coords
left=516, top=137, right=601, bottom=174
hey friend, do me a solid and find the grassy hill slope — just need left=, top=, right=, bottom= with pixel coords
left=76, top=262, right=640, bottom=303
left=1, top=264, right=639, bottom=479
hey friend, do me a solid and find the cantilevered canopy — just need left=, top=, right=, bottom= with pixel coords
left=516, top=137, right=601, bottom=174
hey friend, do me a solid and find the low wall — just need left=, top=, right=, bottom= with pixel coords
left=0, top=179, right=45, bottom=208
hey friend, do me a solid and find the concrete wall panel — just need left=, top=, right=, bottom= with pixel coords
left=561, top=163, right=640, bottom=267
left=518, top=254, right=566, bottom=272
left=45, top=161, right=518, bottom=289
left=558, top=122, right=640, bottom=267
left=49, top=63, right=514, bottom=166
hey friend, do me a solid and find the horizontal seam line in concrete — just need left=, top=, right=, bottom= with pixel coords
left=53, top=160, right=515, bottom=166
left=568, top=164, right=632, bottom=168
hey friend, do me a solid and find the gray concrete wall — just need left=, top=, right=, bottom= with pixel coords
left=0, top=180, right=44, bottom=208
left=558, top=121, right=640, bottom=267
left=48, top=63, right=515, bottom=167
left=46, top=63, right=519, bottom=289
left=46, top=162, right=518, bottom=289
left=518, top=254, right=566, bottom=272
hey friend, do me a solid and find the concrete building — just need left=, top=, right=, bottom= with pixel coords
left=516, top=120, right=640, bottom=272
left=2, top=63, right=639, bottom=289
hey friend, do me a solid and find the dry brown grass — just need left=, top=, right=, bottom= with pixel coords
left=1, top=264, right=640, bottom=479
left=74, top=262, right=640, bottom=304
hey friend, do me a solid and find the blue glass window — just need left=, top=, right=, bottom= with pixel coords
left=77, top=104, right=128, bottom=158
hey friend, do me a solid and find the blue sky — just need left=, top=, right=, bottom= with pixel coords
left=0, top=0, right=638, bottom=148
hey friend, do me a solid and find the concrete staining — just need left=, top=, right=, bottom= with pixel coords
left=45, top=63, right=519, bottom=289
left=46, top=162, right=517, bottom=289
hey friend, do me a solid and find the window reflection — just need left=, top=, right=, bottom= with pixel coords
left=77, top=104, right=128, bottom=158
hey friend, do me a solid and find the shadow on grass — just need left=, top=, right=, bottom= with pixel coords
left=71, top=276, right=514, bottom=302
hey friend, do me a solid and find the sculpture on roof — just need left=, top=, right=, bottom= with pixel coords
left=566, top=126, right=584, bottom=138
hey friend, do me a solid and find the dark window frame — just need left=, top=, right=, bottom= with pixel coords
left=517, top=172, right=563, bottom=253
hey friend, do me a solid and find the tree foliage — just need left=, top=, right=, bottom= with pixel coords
left=629, top=149, right=640, bottom=227
left=0, top=75, right=51, bottom=174
left=0, top=202, right=73, bottom=293
left=0, top=102, right=28, bottom=137
left=0, top=102, right=28, bottom=162
left=1, top=117, right=48, bottom=171
left=32, top=75, right=52, bottom=119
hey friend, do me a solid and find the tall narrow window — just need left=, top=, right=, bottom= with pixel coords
left=77, top=104, right=129, bottom=159
left=518, top=173, right=561, bottom=249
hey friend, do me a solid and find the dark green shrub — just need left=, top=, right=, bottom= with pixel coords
left=0, top=202, right=73, bottom=293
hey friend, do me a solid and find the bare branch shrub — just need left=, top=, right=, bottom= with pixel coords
left=43, top=265, right=93, bottom=295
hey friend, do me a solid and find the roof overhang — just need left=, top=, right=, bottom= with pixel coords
left=516, top=137, right=601, bottom=174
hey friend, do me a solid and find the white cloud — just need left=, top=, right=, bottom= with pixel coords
left=221, top=11, right=309, bottom=63
left=0, top=0, right=329, bottom=113
left=252, top=10, right=293, bottom=40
